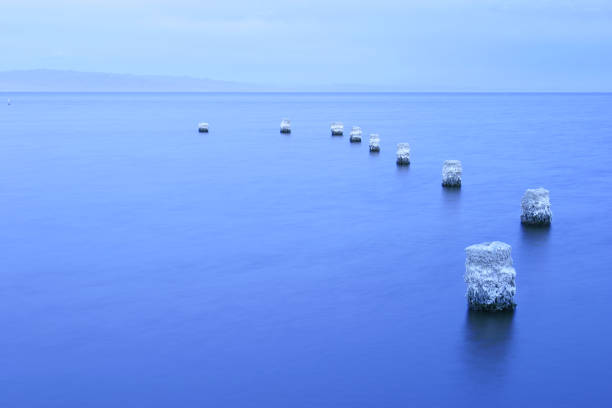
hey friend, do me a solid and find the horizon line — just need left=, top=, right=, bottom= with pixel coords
left=2, top=91, right=612, bottom=95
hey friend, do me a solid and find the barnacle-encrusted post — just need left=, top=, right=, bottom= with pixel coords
left=464, top=241, right=517, bottom=312
left=521, top=188, right=552, bottom=225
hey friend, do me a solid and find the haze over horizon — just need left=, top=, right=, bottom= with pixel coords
left=2, top=0, right=612, bottom=91
left=0, top=69, right=424, bottom=92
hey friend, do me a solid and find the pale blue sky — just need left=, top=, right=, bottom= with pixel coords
left=1, top=0, right=612, bottom=90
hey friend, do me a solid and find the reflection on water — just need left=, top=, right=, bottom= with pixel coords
left=463, top=309, right=515, bottom=375
left=520, top=223, right=551, bottom=246
left=519, top=223, right=552, bottom=265
left=441, top=186, right=461, bottom=207
left=395, top=164, right=411, bottom=174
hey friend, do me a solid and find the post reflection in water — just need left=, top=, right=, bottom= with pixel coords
left=395, top=164, right=411, bottom=174
left=441, top=186, right=461, bottom=205
left=520, top=224, right=551, bottom=247
left=463, top=309, right=516, bottom=376
left=519, top=224, right=552, bottom=269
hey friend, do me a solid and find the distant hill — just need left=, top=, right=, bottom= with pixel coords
left=0, top=69, right=266, bottom=92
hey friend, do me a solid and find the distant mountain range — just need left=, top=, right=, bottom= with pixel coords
left=0, top=69, right=410, bottom=93
left=0, top=69, right=268, bottom=92
left=2, top=69, right=608, bottom=93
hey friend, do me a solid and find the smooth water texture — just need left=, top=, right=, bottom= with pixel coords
left=2, top=93, right=611, bottom=407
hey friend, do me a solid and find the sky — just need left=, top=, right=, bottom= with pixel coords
left=1, top=0, right=612, bottom=91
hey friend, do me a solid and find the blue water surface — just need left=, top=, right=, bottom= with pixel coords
left=1, top=93, right=611, bottom=407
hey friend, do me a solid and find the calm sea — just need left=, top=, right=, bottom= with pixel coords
left=2, top=93, right=611, bottom=407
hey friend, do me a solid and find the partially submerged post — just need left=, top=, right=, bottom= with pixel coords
left=331, top=122, right=344, bottom=136
left=396, top=143, right=410, bottom=165
left=349, top=126, right=362, bottom=143
left=464, top=241, right=516, bottom=311
left=369, top=134, right=380, bottom=152
left=521, top=188, right=552, bottom=225
left=442, top=160, right=462, bottom=187
left=280, top=119, right=291, bottom=134
left=198, top=123, right=209, bottom=133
